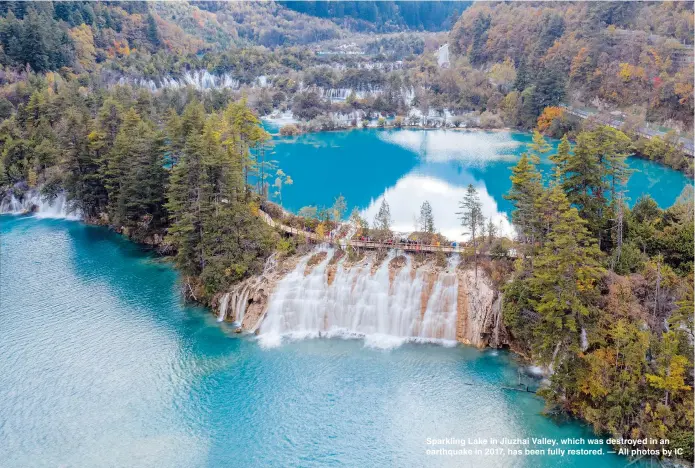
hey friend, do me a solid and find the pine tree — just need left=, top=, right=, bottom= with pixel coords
left=535, top=178, right=567, bottom=245
left=561, top=132, right=605, bottom=233
left=647, top=332, right=692, bottom=406
left=165, top=148, right=196, bottom=275
left=419, top=200, right=435, bottom=233
left=528, top=130, right=551, bottom=164
left=504, top=152, right=543, bottom=252
left=223, top=100, right=269, bottom=199
left=549, top=134, right=571, bottom=182
left=166, top=130, right=207, bottom=277
left=96, top=97, right=123, bottom=147
left=529, top=190, right=604, bottom=363
left=486, top=217, right=497, bottom=244
left=592, top=126, right=632, bottom=205
left=60, top=107, right=103, bottom=218
left=349, top=207, right=368, bottom=236
left=514, top=56, right=529, bottom=91
left=332, top=194, right=347, bottom=222
left=145, top=13, right=160, bottom=47
left=117, top=122, right=167, bottom=233
left=458, top=184, right=483, bottom=274
left=180, top=101, right=206, bottom=140
left=373, top=198, right=392, bottom=240
left=104, top=108, right=142, bottom=222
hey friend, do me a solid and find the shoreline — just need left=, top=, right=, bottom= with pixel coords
left=265, top=120, right=694, bottom=179
left=1, top=209, right=687, bottom=466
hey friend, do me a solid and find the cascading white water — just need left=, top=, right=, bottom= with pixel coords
left=117, top=70, right=241, bottom=92
left=259, top=250, right=461, bottom=349
left=231, top=285, right=252, bottom=325
left=219, top=254, right=278, bottom=327
left=0, top=191, right=79, bottom=219
left=420, top=255, right=459, bottom=341
left=218, top=285, right=252, bottom=325
left=217, top=293, right=231, bottom=322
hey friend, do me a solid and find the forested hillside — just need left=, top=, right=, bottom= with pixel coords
left=501, top=131, right=693, bottom=458
left=0, top=0, right=346, bottom=74
left=0, top=2, right=692, bottom=462
left=448, top=2, right=694, bottom=128
left=0, top=70, right=280, bottom=300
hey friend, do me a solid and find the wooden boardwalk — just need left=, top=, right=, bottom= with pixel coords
left=258, top=209, right=466, bottom=254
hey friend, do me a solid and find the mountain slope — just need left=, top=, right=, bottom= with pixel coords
left=448, top=1, right=694, bottom=127
left=0, top=1, right=346, bottom=74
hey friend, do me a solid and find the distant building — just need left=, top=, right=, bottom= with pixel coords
left=437, top=43, right=450, bottom=68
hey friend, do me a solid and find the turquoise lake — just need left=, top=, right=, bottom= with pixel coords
left=263, top=126, right=692, bottom=241
left=0, top=215, right=649, bottom=467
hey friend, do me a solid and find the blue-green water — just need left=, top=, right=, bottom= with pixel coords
left=0, top=215, right=651, bottom=467
left=263, top=127, right=692, bottom=240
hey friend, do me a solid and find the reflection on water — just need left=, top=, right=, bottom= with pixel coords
left=267, top=128, right=692, bottom=242
left=361, top=174, right=513, bottom=241
left=364, top=130, right=523, bottom=240
left=380, top=129, right=525, bottom=165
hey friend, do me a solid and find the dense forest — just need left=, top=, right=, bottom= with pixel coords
left=447, top=2, right=693, bottom=127
left=0, top=1, right=691, bottom=163
left=0, top=2, right=692, bottom=462
left=0, top=71, right=281, bottom=300
left=500, top=130, right=693, bottom=458
left=0, top=0, right=346, bottom=67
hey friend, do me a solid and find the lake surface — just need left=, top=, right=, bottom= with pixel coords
left=263, top=126, right=692, bottom=241
left=0, top=215, right=644, bottom=467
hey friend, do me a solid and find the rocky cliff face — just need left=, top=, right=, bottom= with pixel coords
left=215, top=248, right=509, bottom=349
left=456, top=270, right=508, bottom=347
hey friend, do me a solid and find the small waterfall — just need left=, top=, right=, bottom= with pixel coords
left=0, top=194, right=23, bottom=213
left=115, top=70, right=241, bottom=92
left=548, top=341, right=563, bottom=374
left=324, top=88, right=352, bottom=101
left=217, top=293, right=231, bottom=322
left=218, top=285, right=249, bottom=324
left=419, top=256, right=459, bottom=340
left=258, top=250, right=461, bottom=349
left=230, top=284, right=253, bottom=325
left=0, top=190, right=79, bottom=219
left=219, top=254, right=278, bottom=328
left=322, top=87, right=392, bottom=102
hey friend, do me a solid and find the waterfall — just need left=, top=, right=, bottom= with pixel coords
left=419, top=256, right=459, bottom=340
left=219, top=254, right=278, bottom=328
left=218, top=284, right=253, bottom=324
left=115, top=70, right=241, bottom=92
left=0, top=190, right=79, bottom=219
left=258, top=250, right=461, bottom=349
left=217, top=293, right=231, bottom=322
left=231, top=284, right=253, bottom=325
left=322, top=87, right=391, bottom=102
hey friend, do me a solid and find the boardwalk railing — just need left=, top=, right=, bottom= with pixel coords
left=259, top=209, right=466, bottom=253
